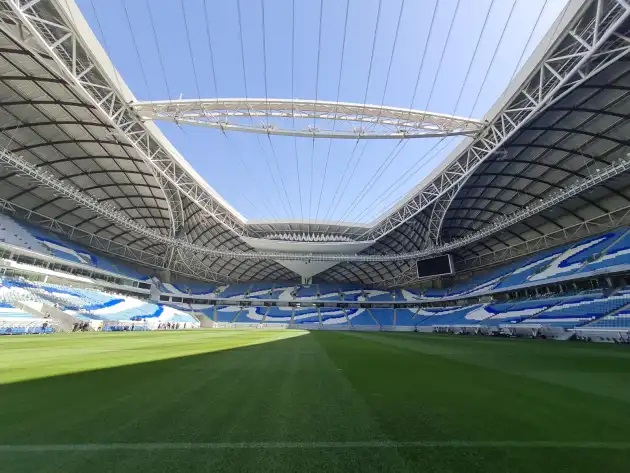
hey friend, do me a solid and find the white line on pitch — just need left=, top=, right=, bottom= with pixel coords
left=1, top=440, right=630, bottom=452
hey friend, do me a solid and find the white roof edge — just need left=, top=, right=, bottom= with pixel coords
left=54, top=0, right=246, bottom=223
left=247, top=219, right=373, bottom=229
left=369, top=0, right=586, bottom=227
left=55, top=0, right=584, bottom=231
left=135, top=97, right=484, bottom=123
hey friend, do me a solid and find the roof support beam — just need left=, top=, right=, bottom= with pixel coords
left=378, top=204, right=630, bottom=288
left=3, top=144, right=629, bottom=263
left=0, top=0, right=246, bottom=238
left=0, top=196, right=230, bottom=283
left=379, top=0, right=630, bottom=243
left=133, top=98, right=484, bottom=140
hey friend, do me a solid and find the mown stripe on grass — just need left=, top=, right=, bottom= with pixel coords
left=1, top=441, right=630, bottom=451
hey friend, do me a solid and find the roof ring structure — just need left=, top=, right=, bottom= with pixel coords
left=132, top=98, right=486, bottom=139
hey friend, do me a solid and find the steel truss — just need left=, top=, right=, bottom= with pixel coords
left=427, top=183, right=464, bottom=244
left=368, top=0, right=630, bottom=242
left=1, top=0, right=630, bottom=271
left=133, top=98, right=484, bottom=140
left=458, top=205, right=630, bottom=273
left=0, top=148, right=233, bottom=282
left=0, top=0, right=246, bottom=237
left=0, top=197, right=232, bottom=283
left=380, top=203, right=630, bottom=288
left=3, top=145, right=629, bottom=265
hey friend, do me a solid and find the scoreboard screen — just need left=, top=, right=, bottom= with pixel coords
left=416, top=254, right=454, bottom=278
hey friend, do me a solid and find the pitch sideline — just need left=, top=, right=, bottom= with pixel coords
left=1, top=440, right=630, bottom=452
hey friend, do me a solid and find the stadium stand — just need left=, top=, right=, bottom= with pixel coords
left=493, top=246, right=570, bottom=289
left=394, top=308, right=420, bottom=327
left=414, top=305, right=485, bottom=327
left=474, top=299, right=560, bottom=325
left=527, top=231, right=626, bottom=283
left=161, top=282, right=217, bottom=297
left=1, top=214, right=149, bottom=281
left=518, top=293, right=630, bottom=328
left=579, top=230, right=630, bottom=275
left=369, top=308, right=395, bottom=327
left=0, top=301, right=54, bottom=335
left=0, top=276, right=197, bottom=331
left=5, top=216, right=630, bottom=338
left=0, top=214, right=53, bottom=256
left=348, top=309, right=379, bottom=327
left=584, top=306, right=630, bottom=329
left=214, top=305, right=241, bottom=323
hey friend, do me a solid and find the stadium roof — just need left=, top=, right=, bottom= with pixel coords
left=0, top=0, right=629, bottom=286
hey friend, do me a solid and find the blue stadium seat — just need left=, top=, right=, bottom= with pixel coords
left=526, top=231, right=624, bottom=284
left=519, top=293, right=630, bottom=328
left=579, top=230, right=630, bottom=274
left=394, top=308, right=419, bottom=326
left=370, top=308, right=394, bottom=326
left=259, top=306, right=293, bottom=323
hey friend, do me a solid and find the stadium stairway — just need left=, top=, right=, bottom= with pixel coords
left=190, top=310, right=214, bottom=328
left=14, top=300, right=83, bottom=331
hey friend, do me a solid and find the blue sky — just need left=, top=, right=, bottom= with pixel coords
left=77, top=0, right=568, bottom=223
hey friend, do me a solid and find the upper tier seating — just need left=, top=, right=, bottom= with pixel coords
left=0, top=214, right=52, bottom=256
left=519, top=293, right=630, bottom=328
left=397, top=289, right=422, bottom=301
left=317, top=284, right=344, bottom=301
left=494, top=245, right=571, bottom=289
left=245, top=283, right=282, bottom=300
left=216, top=284, right=252, bottom=299
left=447, top=260, right=527, bottom=297
left=23, top=221, right=148, bottom=280
left=366, top=290, right=397, bottom=302
left=0, top=214, right=148, bottom=280
left=422, top=288, right=448, bottom=299
left=526, top=231, right=625, bottom=283
left=161, top=282, right=217, bottom=297
left=579, top=229, right=630, bottom=275
left=295, top=285, right=319, bottom=298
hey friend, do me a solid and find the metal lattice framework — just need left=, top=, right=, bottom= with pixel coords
left=383, top=204, right=630, bottom=288
left=366, top=0, right=630, bottom=242
left=0, top=197, right=233, bottom=283
left=0, top=0, right=630, bottom=284
left=3, top=144, right=629, bottom=264
left=133, top=98, right=485, bottom=140
left=0, top=0, right=247, bottom=238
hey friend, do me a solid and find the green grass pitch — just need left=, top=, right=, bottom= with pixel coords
left=1, top=330, right=630, bottom=472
